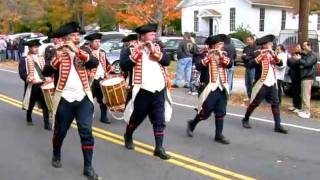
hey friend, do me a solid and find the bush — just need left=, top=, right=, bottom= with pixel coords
left=229, top=25, right=253, bottom=42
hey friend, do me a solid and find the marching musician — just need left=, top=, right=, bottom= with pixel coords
left=241, top=34, right=288, bottom=134
left=120, top=24, right=172, bottom=160
left=18, top=39, right=51, bottom=130
left=82, top=32, right=113, bottom=124
left=42, top=22, right=101, bottom=180
left=186, top=34, right=231, bottom=144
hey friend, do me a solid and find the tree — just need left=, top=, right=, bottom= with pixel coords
left=116, top=0, right=181, bottom=35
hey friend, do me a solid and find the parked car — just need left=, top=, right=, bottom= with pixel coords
left=101, top=39, right=124, bottom=74
left=163, top=38, right=183, bottom=61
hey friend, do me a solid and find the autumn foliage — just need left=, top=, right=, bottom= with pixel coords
left=116, top=0, right=181, bottom=29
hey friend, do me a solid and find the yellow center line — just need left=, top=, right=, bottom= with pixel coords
left=0, top=93, right=256, bottom=180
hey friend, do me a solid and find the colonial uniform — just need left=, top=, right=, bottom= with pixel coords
left=120, top=24, right=173, bottom=160
left=186, top=34, right=231, bottom=144
left=241, top=35, right=288, bottom=134
left=18, top=39, right=51, bottom=130
left=83, top=33, right=112, bottom=124
left=42, top=22, right=101, bottom=180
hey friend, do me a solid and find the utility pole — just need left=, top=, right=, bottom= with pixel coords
left=298, top=0, right=310, bottom=44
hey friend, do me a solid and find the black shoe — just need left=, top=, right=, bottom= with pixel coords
left=214, top=135, right=230, bottom=144
left=44, top=122, right=52, bottom=131
left=124, top=133, right=135, bottom=150
left=274, top=126, right=288, bottom=134
left=51, top=157, right=62, bottom=168
left=242, top=119, right=252, bottom=129
left=27, top=121, right=34, bottom=126
left=154, top=147, right=171, bottom=160
left=186, top=120, right=194, bottom=137
left=100, top=118, right=111, bottom=124
left=83, top=167, right=101, bottom=180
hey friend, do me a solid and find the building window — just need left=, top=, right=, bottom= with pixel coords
left=318, top=13, right=320, bottom=30
left=281, top=10, right=286, bottom=30
left=259, top=8, right=265, bottom=32
left=194, top=10, right=199, bottom=32
left=230, top=8, right=236, bottom=31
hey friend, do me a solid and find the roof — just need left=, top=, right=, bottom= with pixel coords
left=249, top=0, right=293, bottom=8
left=176, top=0, right=293, bottom=9
left=198, top=9, right=221, bottom=18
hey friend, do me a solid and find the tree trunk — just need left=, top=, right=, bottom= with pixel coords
left=298, top=0, right=310, bottom=44
left=154, top=0, right=164, bottom=36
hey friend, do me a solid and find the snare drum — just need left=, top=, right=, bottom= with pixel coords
left=100, top=76, right=127, bottom=112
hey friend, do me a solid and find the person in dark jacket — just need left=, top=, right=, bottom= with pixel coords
left=297, top=41, right=318, bottom=118
left=241, top=35, right=258, bottom=100
left=287, top=44, right=303, bottom=112
left=174, top=32, right=198, bottom=88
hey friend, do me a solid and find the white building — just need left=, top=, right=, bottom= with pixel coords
left=176, top=0, right=320, bottom=38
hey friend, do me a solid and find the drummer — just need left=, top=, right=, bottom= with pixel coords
left=18, top=39, right=51, bottom=130
left=82, top=32, right=113, bottom=124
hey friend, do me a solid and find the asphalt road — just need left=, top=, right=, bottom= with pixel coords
left=0, top=67, right=319, bottom=180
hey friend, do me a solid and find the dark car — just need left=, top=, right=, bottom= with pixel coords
left=163, top=38, right=183, bottom=61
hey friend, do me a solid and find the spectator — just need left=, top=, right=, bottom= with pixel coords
left=297, top=41, right=317, bottom=118
left=241, top=35, right=258, bottom=100
left=275, top=44, right=287, bottom=104
left=12, top=40, right=19, bottom=61
left=287, top=44, right=303, bottom=112
left=0, top=38, right=7, bottom=62
left=174, top=32, right=198, bottom=88
left=18, top=38, right=25, bottom=59
left=224, top=36, right=237, bottom=92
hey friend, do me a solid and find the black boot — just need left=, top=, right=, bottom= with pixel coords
left=44, top=118, right=52, bottom=130
left=83, top=166, right=101, bottom=180
left=100, top=105, right=110, bottom=124
left=214, top=135, right=230, bottom=144
left=187, top=115, right=201, bottom=137
left=51, top=156, right=62, bottom=168
left=52, top=146, right=61, bottom=168
left=215, top=117, right=230, bottom=144
left=274, top=126, right=288, bottom=134
left=154, top=134, right=171, bottom=160
left=26, top=111, right=33, bottom=126
left=242, top=118, right=252, bottom=129
left=124, top=133, right=135, bottom=150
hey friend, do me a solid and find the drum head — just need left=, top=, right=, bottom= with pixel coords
left=101, top=77, right=124, bottom=86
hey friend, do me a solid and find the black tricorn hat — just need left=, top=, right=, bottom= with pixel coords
left=84, top=32, right=102, bottom=41
left=122, top=34, right=138, bottom=42
left=256, top=34, right=275, bottom=46
left=24, top=39, right=41, bottom=47
left=58, top=21, right=85, bottom=37
left=135, top=24, right=158, bottom=35
left=206, top=34, right=227, bottom=46
left=48, top=29, right=63, bottom=39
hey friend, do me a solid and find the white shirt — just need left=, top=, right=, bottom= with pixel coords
left=275, top=52, right=287, bottom=81
left=141, top=48, right=165, bottom=93
left=263, top=54, right=276, bottom=87
left=94, top=62, right=105, bottom=79
left=61, top=53, right=86, bottom=102
left=32, top=55, right=43, bottom=83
